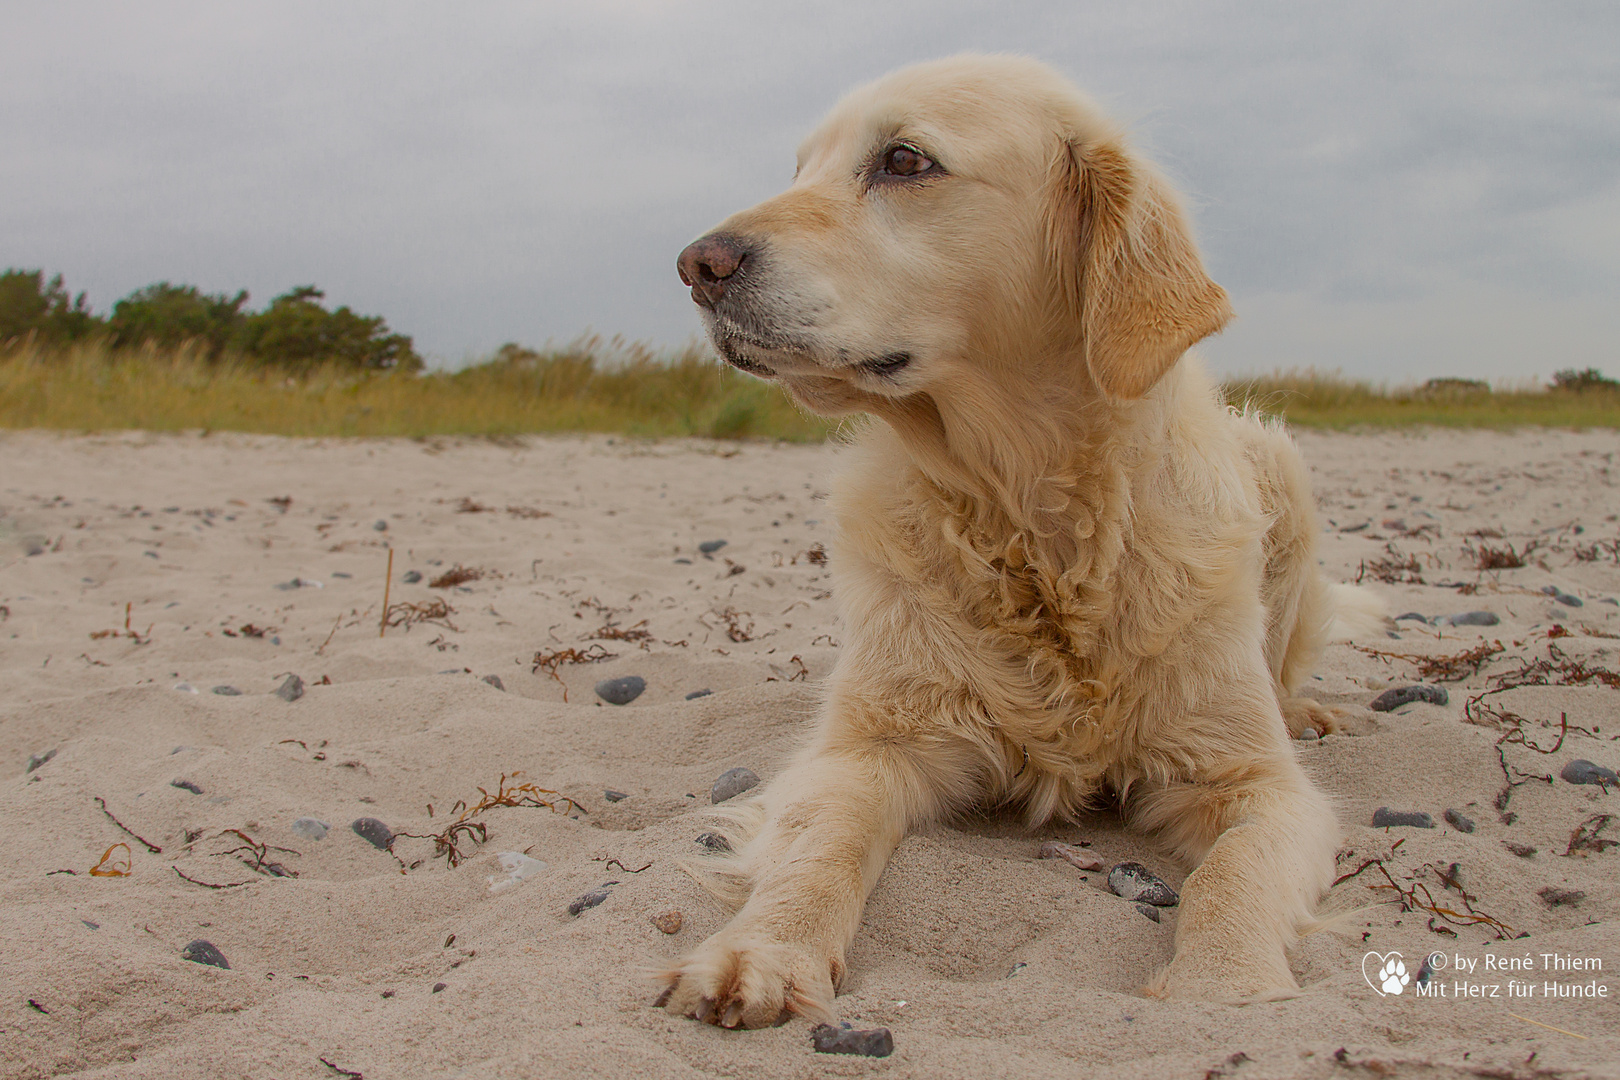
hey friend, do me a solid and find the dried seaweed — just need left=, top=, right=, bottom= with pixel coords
left=530, top=643, right=614, bottom=701
left=588, top=620, right=651, bottom=646
left=1573, top=538, right=1620, bottom=564
left=1355, top=543, right=1426, bottom=585
left=1465, top=538, right=1541, bottom=571
left=711, top=606, right=757, bottom=642
left=505, top=505, right=551, bottom=519
left=95, top=796, right=161, bottom=853
left=429, top=564, right=483, bottom=589
left=88, top=843, right=132, bottom=877
left=384, top=598, right=459, bottom=632
left=1488, top=644, right=1620, bottom=692
left=1367, top=860, right=1517, bottom=939
left=88, top=602, right=152, bottom=645
left=1354, top=640, right=1504, bottom=682
left=213, top=829, right=300, bottom=877
left=394, top=774, right=587, bottom=868
left=173, top=866, right=250, bottom=889
left=1565, top=814, right=1617, bottom=857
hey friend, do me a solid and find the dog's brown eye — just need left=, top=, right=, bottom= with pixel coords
left=881, top=145, right=935, bottom=177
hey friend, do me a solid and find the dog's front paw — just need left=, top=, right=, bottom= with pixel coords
left=657, top=928, right=840, bottom=1029
left=1145, top=951, right=1298, bottom=1003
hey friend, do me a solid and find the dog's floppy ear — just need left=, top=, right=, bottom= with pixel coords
left=1048, top=137, right=1233, bottom=399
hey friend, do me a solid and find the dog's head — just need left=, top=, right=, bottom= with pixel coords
left=678, top=55, right=1231, bottom=414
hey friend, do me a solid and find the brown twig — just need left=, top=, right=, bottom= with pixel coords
left=173, top=866, right=250, bottom=889
left=319, top=1057, right=364, bottom=1079
left=213, top=829, right=300, bottom=877
left=379, top=548, right=394, bottom=638
left=94, top=796, right=161, bottom=853
left=1565, top=814, right=1617, bottom=857
left=317, top=611, right=343, bottom=656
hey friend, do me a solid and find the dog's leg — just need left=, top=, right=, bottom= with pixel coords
left=660, top=733, right=942, bottom=1028
left=1134, top=754, right=1338, bottom=1001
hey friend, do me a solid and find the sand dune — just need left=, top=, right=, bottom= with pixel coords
left=1, top=428, right=1616, bottom=1079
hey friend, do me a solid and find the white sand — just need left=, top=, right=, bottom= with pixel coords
left=1, top=428, right=1617, bottom=1079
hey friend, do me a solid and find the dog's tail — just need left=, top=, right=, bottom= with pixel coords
left=1325, top=582, right=1395, bottom=642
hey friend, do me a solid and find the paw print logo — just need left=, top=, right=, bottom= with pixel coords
left=1361, top=951, right=1411, bottom=997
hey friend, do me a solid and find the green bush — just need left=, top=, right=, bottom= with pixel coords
left=233, top=286, right=422, bottom=373
left=0, top=269, right=102, bottom=345
left=109, top=282, right=248, bottom=357
left=1551, top=367, right=1619, bottom=393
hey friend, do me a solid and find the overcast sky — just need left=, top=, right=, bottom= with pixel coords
left=6, top=2, right=1618, bottom=382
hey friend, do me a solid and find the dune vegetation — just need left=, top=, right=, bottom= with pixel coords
left=3, top=266, right=1617, bottom=440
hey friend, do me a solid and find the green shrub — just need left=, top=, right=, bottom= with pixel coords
left=0, top=269, right=102, bottom=345
left=1551, top=368, right=1619, bottom=393
left=233, top=286, right=422, bottom=373
left=109, top=282, right=248, bottom=357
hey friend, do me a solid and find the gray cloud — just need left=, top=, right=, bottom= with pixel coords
left=3, top=1, right=1616, bottom=381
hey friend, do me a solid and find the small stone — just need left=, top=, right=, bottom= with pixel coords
left=432, top=982, right=447, bottom=993
left=402, top=570, right=422, bottom=584
left=1555, top=593, right=1583, bottom=608
left=1503, top=841, right=1537, bottom=858
left=568, top=888, right=610, bottom=916
left=684, top=688, right=712, bottom=700
left=1560, top=759, right=1618, bottom=786
left=1443, top=809, right=1475, bottom=833
left=351, top=817, right=394, bottom=849
left=811, top=1023, right=893, bottom=1058
left=292, top=817, right=330, bottom=841
left=711, top=767, right=761, bottom=804
left=673, top=558, right=692, bottom=565
left=25, top=542, right=45, bottom=557
left=373, top=520, right=388, bottom=531
left=170, top=779, right=204, bottom=795
left=1394, top=612, right=1431, bottom=624
left=698, top=539, right=728, bottom=555
left=1443, top=611, right=1499, bottom=627
left=1037, top=840, right=1103, bottom=871
left=603, top=789, right=628, bottom=802
left=1107, top=862, right=1179, bottom=906
left=82, top=920, right=99, bottom=930
left=651, top=911, right=683, bottom=934
left=595, top=676, right=645, bottom=705
left=174, top=683, right=198, bottom=694
left=1298, top=727, right=1320, bottom=741
left=1369, top=684, right=1447, bottom=712
left=25, top=749, right=56, bottom=773
left=1135, top=903, right=1161, bottom=923
left=1372, top=807, right=1435, bottom=828
left=481, top=674, right=505, bottom=691
left=181, top=940, right=229, bottom=969
left=1538, top=887, right=1584, bottom=908
left=211, top=685, right=243, bottom=697
left=274, top=674, right=305, bottom=702
left=694, top=832, right=732, bottom=853
left=331, top=571, right=352, bottom=579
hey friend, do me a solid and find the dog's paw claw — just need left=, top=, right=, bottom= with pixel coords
left=694, top=996, right=717, bottom=1023
left=721, top=1001, right=745, bottom=1028
left=652, top=983, right=675, bottom=1008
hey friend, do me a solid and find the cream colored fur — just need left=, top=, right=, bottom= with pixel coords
left=663, top=54, right=1375, bottom=1028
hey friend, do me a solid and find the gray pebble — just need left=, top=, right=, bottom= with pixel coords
left=1443, top=809, right=1476, bottom=833
left=568, top=888, right=611, bottom=916
left=25, top=542, right=45, bottom=557
left=1443, top=611, right=1499, bottom=627
left=373, top=519, right=388, bottom=531
left=351, top=817, right=394, bottom=849
left=1555, top=594, right=1583, bottom=608
left=673, top=558, right=692, bottom=565
left=595, top=676, right=646, bottom=705
left=274, top=674, right=305, bottom=702
left=402, top=570, right=422, bottom=584
left=292, top=817, right=330, bottom=841
left=684, top=688, right=712, bottom=700
left=25, top=748, right=56, bottom=774
left=1372, top=807, right=1435, bottom=828
left=181, top=939, right=229, bottom=969
left=331, top=571, right=352, bottom=579
left=1394, top=612, right=1431, bottom=624
left=1135, top=903, right=1162, bottom=923
left=698, top=539, right=728, bottom=555
left=811, top=1023, right=893, bottom=1058
left=1602, top=597, right=1618, bottom=606
left=1107, top=862, right=1179, bottom=906
left=1370, top=684, right=1447, bottom=712
left=603, top=789, right=628, bottom=802
left=1298, top=727, right=1320, bottom=741
left=694, top=832, right=733, bottom=853
left=211, top=685, right=243, bottom=697
left=481, top=674, right=505, bottom=691
left=170, top=779, right=204, bottom=795
left=1560, top=759, right=1618, bottom=787
left=711, top=767, right=761, bottom=804
left=432, top=981, right=447, bottom=993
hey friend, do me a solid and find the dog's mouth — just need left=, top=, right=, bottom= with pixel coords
left=710, top=319, right=912, bottom=385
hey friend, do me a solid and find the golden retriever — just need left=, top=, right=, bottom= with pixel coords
left=665, top=54, right=1384, bottom=1028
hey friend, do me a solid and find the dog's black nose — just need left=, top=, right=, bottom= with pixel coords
left=678, top=234, right=748, bottom=309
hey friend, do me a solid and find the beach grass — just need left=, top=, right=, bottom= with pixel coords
left=2, top=340, right=1616, bottom=439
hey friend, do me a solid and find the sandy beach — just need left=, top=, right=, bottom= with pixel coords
left=1, top=427, right=1617, bottom=1079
